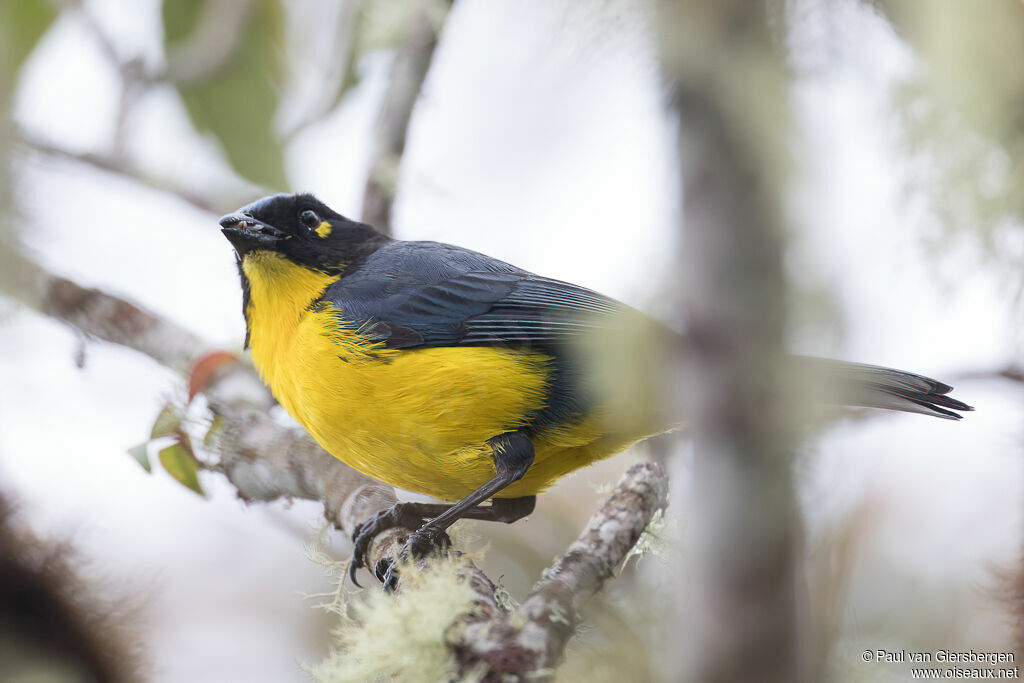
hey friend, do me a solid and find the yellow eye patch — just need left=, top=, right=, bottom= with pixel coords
left=315, top=221, right=332, bottom=238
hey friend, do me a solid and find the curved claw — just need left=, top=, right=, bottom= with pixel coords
left=347, top=533, right=365, bottom=588
left=347, top=503, right=429, bottom=588
left=347, top=516, right=378, bottom=588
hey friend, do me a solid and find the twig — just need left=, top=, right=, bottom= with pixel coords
left=2, top=253, right=210, bottom=373
left=79, top=8, right=141, bottom=157
left=162, top=0, right=251, bottom=85
left=954, top=366, right=1024, bottom=384
left=361, top=0, right=451, bottom=234
left=25, top=6, right=249, bottom=209
left=15, top=133, right=243, bottom=215
left=454, top=462, right=669, bottom=680
left=281, top=1, right=362, bottom=143
left=9, top=5, right=250, bottom=214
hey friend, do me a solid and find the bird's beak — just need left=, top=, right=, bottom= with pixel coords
left=219, top=213, right=287, bottom=255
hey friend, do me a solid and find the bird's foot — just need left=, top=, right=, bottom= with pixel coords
left=349, top=503, right=425, bottom=587
left=349, top=504, right=450, bottom=589
left=376, top=527, right=452, bottom=592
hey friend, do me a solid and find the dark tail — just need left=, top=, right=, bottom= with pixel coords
left=796, top=357, right=974, bottom=420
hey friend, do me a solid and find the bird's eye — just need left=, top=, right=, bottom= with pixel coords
left=299, top=209, right=320, bottom=229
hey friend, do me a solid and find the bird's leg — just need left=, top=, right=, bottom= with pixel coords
left=349, top=431, right=535, bottom=590
left=348, top=496, right=536, bottom=586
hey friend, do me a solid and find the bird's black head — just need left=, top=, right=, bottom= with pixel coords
left=219, top=193, right=390, bottom=274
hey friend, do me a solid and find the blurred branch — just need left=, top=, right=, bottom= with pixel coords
left=954, top=365, right=1024, bottom=385
left=75, top=6, right=145, bottom=156
left=361, top=0, right=451, bottom=234
left=75, top=0, right=244, bottom=88
left=658, top=1, right=801, bottom=682
left=72, top=2, right=163, bottom=87
left=281, top=1, right=362, bottom=143
left=16, top=132, right=238, bottom=214
left=0, top=491, right=141, bottom=683
left=21, top=5, right=261, bottom=211
left=162, top=0, right=251, bottom=85
left=1, top=253, right=210, bottom=372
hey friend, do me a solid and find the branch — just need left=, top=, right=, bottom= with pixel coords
left=2, top=253, right=210, bottom=372
left=161, top=0, right=250, bottom=85
left=361, top=0, right=450, bottom=234
left=281, top=1, right=362, bottom=143
left=16, top=133, right=246, bottom=215
left=73, top=3, right=143, bottom=156
left=954, top=365, right=1024, bottom=384
left=453, top=462, right=669, bottom=679
left=658, top=1, right=800, bottom=681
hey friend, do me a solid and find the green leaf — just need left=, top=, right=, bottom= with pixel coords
left=127, top=442, right=152, bottom=473
left=150, top=402, right=181, bottom=439
left=0, top=0, right=59, bottom=89
left=202, top=415, right=225, bottom=448
left=161, top=0, right=204, bottom=44
left=158, top=440, right=205, bottom=496
left=162, top=0, right=288, bottom=189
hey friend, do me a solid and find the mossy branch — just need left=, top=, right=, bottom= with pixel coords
left=453, top=462, right=669, bottom=680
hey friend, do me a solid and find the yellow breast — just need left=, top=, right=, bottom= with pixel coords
left=240, top=252, right=644, bottom=500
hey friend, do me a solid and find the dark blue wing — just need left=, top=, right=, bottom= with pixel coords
left=320, top=240, right=627, bottom=351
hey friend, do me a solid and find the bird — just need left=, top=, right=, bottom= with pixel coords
left=219, top=192, right=973, bottom=588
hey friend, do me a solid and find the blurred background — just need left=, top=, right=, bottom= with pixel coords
left=0, top=0, right=1021, bottom=681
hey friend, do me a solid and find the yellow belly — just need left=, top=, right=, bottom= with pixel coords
left=253, top=307, right=646, bottom=500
